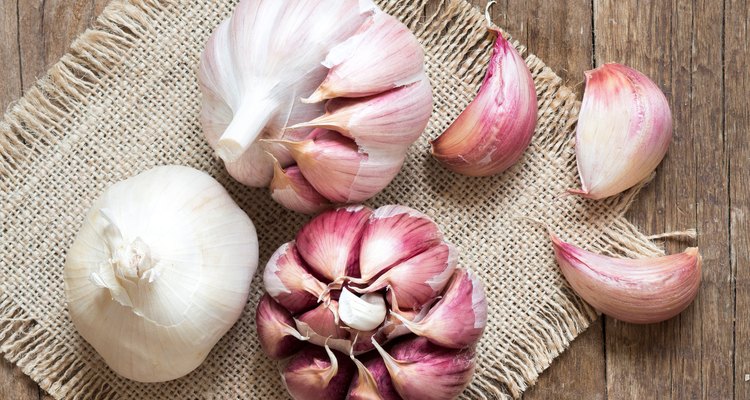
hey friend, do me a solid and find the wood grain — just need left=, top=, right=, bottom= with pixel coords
left=0, top=0, right=742, bottom=398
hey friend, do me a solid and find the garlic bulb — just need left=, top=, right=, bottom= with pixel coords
left=256, top=205, right=487, bottom=399
left=550, top=233, right=702, bottom=324
left=570, top=63, right=673, bottom=199
left=431, top=3, right=538, bottom=176
left=199, top=0, right=433, bottom=213
left=64, top=166, right=258, bottom=382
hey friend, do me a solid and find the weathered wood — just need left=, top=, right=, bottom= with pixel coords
left=728, top=0, right=749, bottom=399
left=0, top=0, right=742, bottom=398
left=595, top=0, right=732, bottom=399
left=0, top=0, right=109, bottom=398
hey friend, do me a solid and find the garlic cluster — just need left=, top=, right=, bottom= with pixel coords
left=431, top=3, right=538, bottom=176
left=199, top=0, right=433, bottom=213
left=256, top=205, right=487, bottom=399
left=550, top=232, right=701, bottom=324
left=571, top=63, right=673, bottom=199
left=64, top=166, right=259, bottom=382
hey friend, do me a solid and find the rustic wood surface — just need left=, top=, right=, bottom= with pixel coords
left=0, top=0, right=745, bottom=398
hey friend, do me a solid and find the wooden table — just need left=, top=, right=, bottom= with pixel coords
left=1, top=0, right=746, bottom=398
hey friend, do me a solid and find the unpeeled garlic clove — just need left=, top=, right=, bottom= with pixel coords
left=348, top=355, right=401, bottom=400
left=570, top=63, right=673, bottom=199
left=269, top=157, right=331, bottom=215
left=372, top=337, right=475, bottom=400
left=290, top=77, right=433, bottom=157
left=339, top=288, right=387, bottom=332
left=274, top=130, right=403, bottom=204
left=282, top=345, right=355, bottom=400
left=550, top=233, right=701, bottom=324
left=295, top=206, right=371, bottom=281
left=263, top=242, right=328, bottom=314
left=305, top=11, right=425, bottom=103
left=358, top=205, right=444, bottom=281
left=296, top=301, right=349, bottom=340
left=391, top=269, right=487, bottom=349
left=255, top=295, right=308, bottom=360
left=431, top=18, right=538, bottom=176
left=353, top=242, right=457, bottom=310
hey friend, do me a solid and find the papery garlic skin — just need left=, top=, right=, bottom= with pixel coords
left=282, top=345, right=355, bottom=400
left=64, top=166, right=258, bottom=382
left=373, top=337, right=476, bottom=400
left=571, top=63, right=673, bottom=199
left=256, top=294, right=307, bottom=360
left=199, top=0, right=432, bottom=212
left=551, top=233, right=701, bottom=324
left=256, top=205, right=486, bottom=399
left=431, top=27, right=538, bottom=176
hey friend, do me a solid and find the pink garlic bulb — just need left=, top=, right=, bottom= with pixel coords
left=256, top=205, right=488, bottom=399
left=199, top=0, right=432, bottom=213
left=570, top=63, right=673, bottom=199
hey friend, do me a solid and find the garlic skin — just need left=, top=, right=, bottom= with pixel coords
left=282, top=345, right=355, bottom=400
left=64, top=166, right=258, bottom=382
left=256, top=295, right=307, bottom=360
left=431, top=22, right=537, bottom=176
left=570, top=63, right=673, bottom=199
left=305, top=11, right=425, bottom=102
left=199, top=0, right=432, bottom=212
left=348, top=355, right=402, bottom=400
left=393, top=269, right=487, bottom=348
left=372, top=337, right=476, bottom=400
left=256, top=205, right=486, bottom=399
left=550, top=233, right=702, bottom=324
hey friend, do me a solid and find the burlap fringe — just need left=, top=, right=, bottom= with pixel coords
left=0, top=0, right=666, bottom=398
left=0, top=0, right=172, bottom=398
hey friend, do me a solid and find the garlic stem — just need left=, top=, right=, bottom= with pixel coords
left=216, top=98, right=279, bottom=162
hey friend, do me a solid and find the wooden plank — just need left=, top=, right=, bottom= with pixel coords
left=0, top=0, right=22, bottom=111
left=728, top=0, right=750, bottom=398
left=1, top=0, right=109, bottom=398
left=595, top=0, right=731, bottom=399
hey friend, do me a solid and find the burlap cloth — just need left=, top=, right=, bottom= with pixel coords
left=0, top=0, right=664, bottom=398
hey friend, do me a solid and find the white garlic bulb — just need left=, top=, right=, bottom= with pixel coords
left=64, top=166, right=259, bottom=382
left=198, top=0, right=433, bottom=213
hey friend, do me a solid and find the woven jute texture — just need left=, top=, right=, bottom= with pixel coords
left=0, top=0, right=663, bottom=398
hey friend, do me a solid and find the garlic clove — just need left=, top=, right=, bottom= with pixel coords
left=297, top=301, right=349, bottom=340
left=348, top=355, right=402, bottom=400
left=255, top=294, right=308, bottom=360
left=295, top=206, right=372, bottom=281
left=339, top=288, right=387, bottom=332
left=290, top=77, right=433, bottom=158
left=305, top=11, right=425, bottom=102
left=372, top=337, right=475, bottom=400
left=550, top=233, right=701, bottom=324
left=269, top=156, right=331, bottom=215
left=430, top=26, right=538, bottom=177
left=353, top=243, right=457, bottom=310
left=571, top=63, right=673, bottom=199
left=358, top=205, right=444, bottom=282
left=282, top=345, right=355, bottom=400
left=275, top=130, right=404, bottom=204
left=391, top=269, right=487, bottom=349
left=263, top=242, right=328, bottom=314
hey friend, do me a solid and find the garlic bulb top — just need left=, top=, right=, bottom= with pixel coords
left=199, top=0, right=433, bottom=213
left=571, top=63, right=673, bottom=199
left=256, top=205, right=487, bottom=399
left=64, top=166, right=258, bottom=382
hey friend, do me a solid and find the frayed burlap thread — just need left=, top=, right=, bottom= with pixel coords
left=0, top=0, right=662, bottom=398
